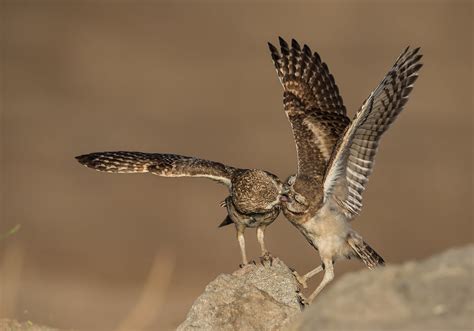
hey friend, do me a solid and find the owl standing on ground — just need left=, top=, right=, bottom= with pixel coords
left=76, top=152, right=284, bottom=266
left=268, top=38, right=422, bottom=303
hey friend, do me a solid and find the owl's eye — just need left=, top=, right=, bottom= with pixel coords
left=294, top=193, right=307, bottom=205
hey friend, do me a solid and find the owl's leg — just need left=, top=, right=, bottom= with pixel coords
left=292, top=265, right=323, bottom=289
left=236, top=225, right=248, bottom=267
left=257, top=225, right=272, bottom=265
left=307, top=259, right=334, bottom=303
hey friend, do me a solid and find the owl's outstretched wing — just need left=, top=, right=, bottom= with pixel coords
left=268, top=37, right=350, bottom=179
left=323, top=47, right=423, bottom=219
left=75, top=151, right=237, bottom=187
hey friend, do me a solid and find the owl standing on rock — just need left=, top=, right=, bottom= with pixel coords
left=76, top=152, right=284, bottom=267
left=76, top=37, right=423, bottom=305
left=268, top=37, right=422, bottom=303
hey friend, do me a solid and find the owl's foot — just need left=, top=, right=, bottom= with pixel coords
left=259, top=251, right=273, bottom=266
left=296, top=290, right=309, bottom=308
left=291, top=269, right=308, bottom=289
left=239, top=260, right=257, bottom=268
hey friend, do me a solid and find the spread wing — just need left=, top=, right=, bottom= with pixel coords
left=268, top=37, right=350, bottom=178
left=75, top=151, right=237, bottom=187
left=323, top=47, right=423, bottom=219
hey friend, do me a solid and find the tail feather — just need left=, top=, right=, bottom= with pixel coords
left=218, top=215, right=233, bottom=228
left=347, top=235, right=385, bottom=269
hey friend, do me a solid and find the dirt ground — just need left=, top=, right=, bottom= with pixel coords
left=1, top=1, right=472, bottom=330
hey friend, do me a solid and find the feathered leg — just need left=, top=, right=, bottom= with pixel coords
left=307, top=259, right=334, bottom=303
left=257, top=225, right=272, bottom=264
left=292, top=265, right=323, bottom=288
left=236, top=224, right=248, bottom=267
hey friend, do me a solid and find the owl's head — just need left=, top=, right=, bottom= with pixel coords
left=280, top=174, right=311, bottom=215
left=231, top=169, right=283, bottom=214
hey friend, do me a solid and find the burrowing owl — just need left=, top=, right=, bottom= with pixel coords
left=76, top=152, right=283, bottom=266
left=268, top=38, right=422, bottom=303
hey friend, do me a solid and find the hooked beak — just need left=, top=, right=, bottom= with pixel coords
left=280, top=194, right=290, bottom=203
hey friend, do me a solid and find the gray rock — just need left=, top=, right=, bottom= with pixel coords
left=179, top=246, right=474, bottom=331
left=291, top=245, right=474, bottom=331
left=177, top=258, right=303, bottom=331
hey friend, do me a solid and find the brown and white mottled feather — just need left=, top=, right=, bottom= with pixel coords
left=75, top=151, right=237, bottom=187
left=268, top=37, right=350, bottom=178
left=324, top=47, right=423, bottom=218
left=76, top=151, right=283, bottom=266
left=347, top=233, right=385, bottom=269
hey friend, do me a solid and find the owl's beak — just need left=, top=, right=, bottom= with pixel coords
left=280, top=194, right=291, bottom=203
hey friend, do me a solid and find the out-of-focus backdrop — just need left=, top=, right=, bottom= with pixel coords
left=1, top=1, right=472, bottom=330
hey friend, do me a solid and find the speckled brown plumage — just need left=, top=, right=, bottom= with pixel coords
left=76, top=151, right=236, bottom=185
left=269, top=38, right=422, bottom=303
left=76, top=151, right=283, bottom=266
left=268, top=37, right=350, bottom=179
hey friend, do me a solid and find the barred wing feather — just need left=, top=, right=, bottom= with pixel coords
left=268, top=37, right=350, bottom=178
left=323, top=47, right=423, bottom=219
left=75, top=151, right=237, bottom=187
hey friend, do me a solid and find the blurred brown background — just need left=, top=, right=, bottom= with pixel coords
left=1, top=1, right=472, bottom=330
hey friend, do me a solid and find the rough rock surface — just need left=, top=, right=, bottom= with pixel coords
left=291, top=245, right=474, bottom=331
left=3, top=246, right=473, bottom=330
left=179, top=245, right=473, bottom=331
left=177, top=258, right=303, bottom=331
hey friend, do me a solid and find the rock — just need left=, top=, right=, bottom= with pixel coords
left=177, top=258, right=303, bottom=331
left=5, top=246, right=473, bottom=330
left=0, top=319, right=59, bottom=331
left=291, top=245, right=474, bottom=331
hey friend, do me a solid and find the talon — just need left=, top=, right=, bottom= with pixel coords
left=297, top=292, right=309, bottom=307
left=239, top=263, right=247, bottom=268
left=259, top=252, right=273, bottom=266
left=251, top=260, right=257, bottom=266
left=292, top=270, right=308, bottom=289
